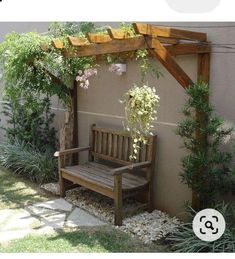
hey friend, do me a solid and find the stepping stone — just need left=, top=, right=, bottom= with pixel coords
left=0, top=209, right=40, bottom=232
left=27, top=205, right=66, bottom=230
left=66, top=208, right=107, bottom=227
left=39, top=212, right=66, bottom=229
left=33, top=198, right=72, bottom=212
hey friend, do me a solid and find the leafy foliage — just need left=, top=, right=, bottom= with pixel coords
left=135, top=49, right=162, bottom=82
left=121, top=85, right=160, bottom=160
left=0, top=139, right=57, bottom=184
left=48, top=22, right=95, bottom=37
left=1, top=94, right=57, bottom=152
left=167, top=203, right=235, bottom=252
left=0, top=24, right=97, bottom=106
left=177, top=81, right=234, bottom=207
left=104, top=23, right=162, bottom=82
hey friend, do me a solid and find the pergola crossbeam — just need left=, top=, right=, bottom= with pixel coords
left=63, top=37, right=152, bottom=57
left=133, top=22, right=207, bottom=42
left=165, top=42, right=211, bottom=56
left=62, top=36, right=210, bottom=58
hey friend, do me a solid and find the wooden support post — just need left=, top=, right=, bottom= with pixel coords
left=58, top=155, right=65, bottom=197
left=114, top=173, right=123, bottom=226
left=193, top=53, right=210, bottom=210
left=147, top=168, right=154, bottom=213
left=198, top=53, right=210, bottom=83
left=71, top=81, right=79, bottom=165
left=148, top=135, right=157, bottom=212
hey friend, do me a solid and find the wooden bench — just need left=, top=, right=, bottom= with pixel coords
left=54, top=125, right=157, bottom=225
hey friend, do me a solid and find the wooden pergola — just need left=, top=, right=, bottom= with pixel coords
left=52, top=22, right=210, bottom=87
left=50, top=22, right=211, bottom=209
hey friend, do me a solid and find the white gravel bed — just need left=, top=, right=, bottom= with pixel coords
left=65, top=187, right=180, bottom=244
left=41, top=182, right=60, bottom=196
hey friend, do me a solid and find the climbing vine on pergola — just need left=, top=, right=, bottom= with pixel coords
left=43, top=22, right=211, bottom=208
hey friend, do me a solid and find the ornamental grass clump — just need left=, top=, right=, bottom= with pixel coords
left=0, top=139, right=57, bottom=184
left=121, top=85, right=160, bottom=161
left=167, top=203, right=235, bottom=253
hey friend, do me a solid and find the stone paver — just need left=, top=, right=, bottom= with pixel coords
left=33, top=198, right=72, bottom=212
left=0, top=209, right=40, bottom=231
left=27, top=206, right=66, bottom=229
left=0, top=198, right=108, bottom=243
left=66, top=208, right=107, bottom=227
left=40, top=212, right=66, bottom=229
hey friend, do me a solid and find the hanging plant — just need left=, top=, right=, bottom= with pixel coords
left=120, top=84, right=160, bottom=161
left=135, top=49, right=162, bottom=82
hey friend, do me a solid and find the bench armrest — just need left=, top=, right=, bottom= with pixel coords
left=111, top=161, right=151, bottom=176
left=54, top=146, right=90, bottom=157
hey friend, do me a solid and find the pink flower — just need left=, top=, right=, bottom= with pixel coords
left=84, top=68, right=97, bottom=77
left=76, top=68, right=97, bottom=89
left=76, top=76, right=82, bottom=81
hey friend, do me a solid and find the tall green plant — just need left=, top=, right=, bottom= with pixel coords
left=177, top=81, right=233, bottom=207
left=1, top=93, right=57, bottom=152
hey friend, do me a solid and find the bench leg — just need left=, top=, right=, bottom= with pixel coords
left=59, top=173, right=66, bottom=197
left=114, top=174, right=123, bottom=226
left=148, top=182, right=154, bottom=213
left=148, top=172, right=154, bottom=213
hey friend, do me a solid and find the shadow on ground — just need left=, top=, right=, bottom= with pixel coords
left=0, top=226, right=168, bottom=253
left=0, top=167, right=49, bottom=209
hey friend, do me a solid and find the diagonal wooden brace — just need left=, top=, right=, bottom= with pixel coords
left=151, top=38, right=193, bottom=88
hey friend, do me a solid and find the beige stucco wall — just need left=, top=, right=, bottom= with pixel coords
left=0, top=22, right=235, bottom=218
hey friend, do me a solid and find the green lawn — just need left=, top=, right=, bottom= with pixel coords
left=0, top=167, right=168, bottom=253
left=0, top=228, right=167, bottom=253
left=0, top=166, right=48, bottom=210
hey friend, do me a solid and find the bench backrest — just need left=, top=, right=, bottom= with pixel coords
left=90, top=125, right=157, bottom=165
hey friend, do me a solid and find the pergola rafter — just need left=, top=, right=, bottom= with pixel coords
left=50, top=22, right=210, bottom=89
left=45, top=23, right=211, bottom=209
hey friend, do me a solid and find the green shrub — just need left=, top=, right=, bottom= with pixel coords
left=167, top=203, right=235, bottom=252
left=177, top=81, right=234, bottom=207
left=2, top=94, right=57, bottom=152
left=0, top=139, right=57, bottom=184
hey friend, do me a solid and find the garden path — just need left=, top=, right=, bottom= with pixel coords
left=0, top=198, right=107, bottom=243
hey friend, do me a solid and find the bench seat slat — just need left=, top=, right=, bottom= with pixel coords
left=87, top=162, right=146, bottom=186
left=61, top=162, right=148, bottom=191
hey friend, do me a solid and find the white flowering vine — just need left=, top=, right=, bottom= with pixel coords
left=120, top=84, right=160, bottom=161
